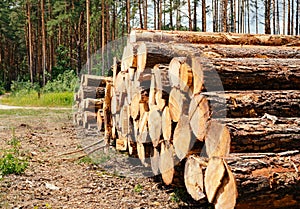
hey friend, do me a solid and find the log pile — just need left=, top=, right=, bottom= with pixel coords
left=73, top=74, right=112, bottom=135
left=74, top=30, right=300, bottom=208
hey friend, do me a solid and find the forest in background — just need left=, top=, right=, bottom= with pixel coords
left=1, top=0, right=300, bottom=91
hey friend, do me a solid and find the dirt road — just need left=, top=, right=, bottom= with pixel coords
left=0, top=108, right=203, bottom=209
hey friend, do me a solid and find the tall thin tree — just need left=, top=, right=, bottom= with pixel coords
left=27, top=0, right=34, bottom=83
left=126, top=0, right=131, bottom=33
left=138, top=0, right=143, bottom=28
left=288, top=0, right=291, bottom=34
left=202, top=0, right=206, bottom=32
left=144, top=0, right=148, bottom=29
left=296, top=0, right=299, bottom=35
left=273, top=0, right=276, bottom=34
left=255, top=0, right=258, bottom=33
left=247, top=0, right=250, bottom=33
left=283, top=0, right=286, bottom=34
left=223, top=0, right=228, bottom=32
left=193, top=0, right=198, bottom=31
left=169, top=0, right=173, bottom=29
left=41, top=0, right=46, bottom=86
left=86, top=0, right=91, bottom=74
left=292, top=0, right=294, bottom=35
left=159, top=0, right=163, bottom=29
left=276, top=0, right=280, bottom=34
left=188, top=0, right=193, bottom=30
left=265, top=0, right=271, bottom=34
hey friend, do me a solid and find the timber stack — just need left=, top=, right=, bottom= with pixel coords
left=75, top=30, right=300, bottom=209
left=73, top=74, right=112, bottom=135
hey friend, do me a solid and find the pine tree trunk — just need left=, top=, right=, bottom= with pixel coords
left=26, top=0, right=34, bottom=83
left=41, top=0, right=46, bottom=86
left=126, top=0, right=131, bottom=33
left=138, top=0, right=143, bottom=28
left=283, top=0, right=286, bottom=34
left=292, top=0, right=295, bottom=35
left=188, top=0, right=193, bottom=31
left=265, top=0, right=271, bottom=34
left=193, top=0, right=197, bottom=31
left=86, top=0, right=91, bottom=74
left=288, top=0, right=291, bottom=34
left=223, top=0, right=228, bottom=32
left=202, top=0, right=206, bottom=32
left=273, top=0, right=276, bottom=34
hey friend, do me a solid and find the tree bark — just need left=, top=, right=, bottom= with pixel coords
left=202, top=0, right=206, bottom=32
left=265, top=0, right=271, bottom=34
left=41, top=0, right=46, bottom=86
left=204, top=90, right=300, bottom=118
left=213, top=117, right=300, bottom=153
left=86, top=0, right=91, bottom=74
left=222, top=0, right=228, bottom=32
left=26, top=0, right=34, bottom=83
left=197, top=57, right=300, bottom=90
left=130, top=29, right=300, bottom=46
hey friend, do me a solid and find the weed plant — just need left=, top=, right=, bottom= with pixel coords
left=0, top=135, right=28, bottom=178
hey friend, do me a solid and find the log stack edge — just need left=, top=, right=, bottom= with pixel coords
left=74, top=30, right=300, bottom=209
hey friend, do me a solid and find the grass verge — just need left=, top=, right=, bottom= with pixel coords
left=0, top=91, right=73, bottom=107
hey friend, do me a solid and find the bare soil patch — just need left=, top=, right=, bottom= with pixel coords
left=0, top=109, right=202, bottom=209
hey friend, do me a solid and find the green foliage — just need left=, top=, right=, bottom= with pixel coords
left=77, top=156, right=93, bottom=164
left=133, top=184, right=143, bottom=193
left=0, top=136, right=28, bottom=176
left=52, top=45, right=73, bottom=80
left=43, top=70, right=78, bottom=93
left=170, top=187, right=189, bottom=203
left=10, top=81, right=39, bottom=97
left=0, top=152, right=28, bottom=176
left=0, top=86, right=5, bottom=95
left=2, top=70, right=78, bottom=108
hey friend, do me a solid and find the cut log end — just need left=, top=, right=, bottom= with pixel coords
left=184, top=156, right=206, bottom=201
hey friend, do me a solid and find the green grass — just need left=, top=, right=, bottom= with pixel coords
left=170, top=188, right=190, bottom=203
left=0, top=91, right=73, bottom=107
left=77, top=156, right=93, bottom=164
left=0, top=109, right=70, bottom=116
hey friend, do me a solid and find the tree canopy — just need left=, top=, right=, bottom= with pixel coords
left=0, top=0, right=299, bottom=89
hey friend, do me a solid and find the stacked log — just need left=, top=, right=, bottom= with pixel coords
left=70, top=30, right=300, bottom=208
left=106, top=30, right=300, bottom=208
left=73, top=74, right=112, bottom=135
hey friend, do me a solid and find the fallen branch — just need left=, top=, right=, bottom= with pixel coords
left=57, top=138, right=105, bottom=157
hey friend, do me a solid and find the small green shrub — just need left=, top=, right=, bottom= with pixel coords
left=0, top=151, right=28, bottom=176
left=170, top=187, right=189, bottom=203
left=10, top=81, right=39, bottom=97
left=43, top=70, right=78, bottom=93
left=0, top=131, right=28, bottom=176
left=0, top=86, right=5, bottom=95
left=77, top=156, right=93, bottom=164
left=133, top=184, right=143, bottom=193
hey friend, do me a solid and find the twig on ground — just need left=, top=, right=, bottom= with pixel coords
left=57, top=138, right=105, bottom=157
